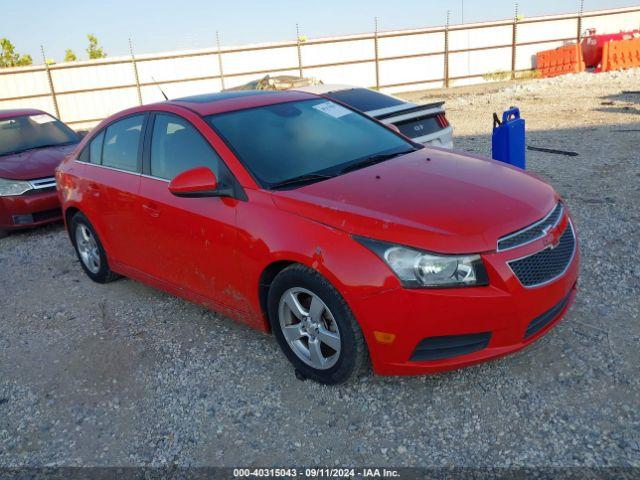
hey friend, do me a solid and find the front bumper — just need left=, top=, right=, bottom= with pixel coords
left=0, top=190, right=62, bottom=231
left=350, top=219, right=580, bottom=376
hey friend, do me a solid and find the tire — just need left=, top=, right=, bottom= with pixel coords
left=268, top=264, right=368, bottom=384
left=70, top=212, right=120, bottom=284
left=0, top=229, right=7, bottom=239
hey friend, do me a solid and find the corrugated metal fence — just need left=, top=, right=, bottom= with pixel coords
left=1, top=6, right=639, bottom=129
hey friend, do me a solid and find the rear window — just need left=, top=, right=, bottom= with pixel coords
left=101, top=115, right=144, bottom=172
left=89, top=131, right=105, bottom=164
left=324, top=88, right=404, bottom=112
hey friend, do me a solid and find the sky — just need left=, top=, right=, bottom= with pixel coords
left=3, top=0, right=639, bottom=62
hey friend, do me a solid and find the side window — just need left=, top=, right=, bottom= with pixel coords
left=150, top=114, right=221, bottom=180
left=89, top=130, right=104, bottom=165
left=77, top=131, right=104, bottom=164
left=78, top=144, right=89, bottom=162
left=102, top=115, right=144, bottom=172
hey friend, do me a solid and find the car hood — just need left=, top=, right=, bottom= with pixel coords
left=0, top=144, right=77, bottom=180
left=271, top=148, right=558, bottom=254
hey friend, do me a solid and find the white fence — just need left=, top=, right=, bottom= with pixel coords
left=1, top=6, right=639, bottom=129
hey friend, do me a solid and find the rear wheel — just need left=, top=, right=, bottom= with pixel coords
left=268, top=264, right=368, bottom=384
left=0, top=229, right=7, bottom=239
left=70, top=212, right=119, bottom=283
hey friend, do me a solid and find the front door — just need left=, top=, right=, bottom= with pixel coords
left=137, top=112, right=246, bottom=312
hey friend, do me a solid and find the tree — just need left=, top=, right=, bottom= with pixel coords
left=86, top=34, right=106, bottom=59
left=0, top=38, right=33, bottom=68
left=64, top=49, right=77, bottom=62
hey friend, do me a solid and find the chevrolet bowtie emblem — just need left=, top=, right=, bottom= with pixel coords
left=544, top=228, right=560, bottom=249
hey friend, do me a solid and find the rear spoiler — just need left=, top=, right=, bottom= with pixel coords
left=374, top=101, right=445, bottom=121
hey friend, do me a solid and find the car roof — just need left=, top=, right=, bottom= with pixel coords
left=168, top=90, right=317, bottom=116
left=0, top=108, right=46, bottom=120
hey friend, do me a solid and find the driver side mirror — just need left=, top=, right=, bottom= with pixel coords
left=168, top=166, right=230, bottom=198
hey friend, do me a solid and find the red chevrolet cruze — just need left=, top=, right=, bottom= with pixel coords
left=56, top=91, right=579, bottom=384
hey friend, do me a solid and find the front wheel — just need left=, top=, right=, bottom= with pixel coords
left=268, top=264, right=368, bottom=384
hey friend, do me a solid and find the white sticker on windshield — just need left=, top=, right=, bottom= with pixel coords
left=312, top=101, right=351, bottom=118
left=30, top=114, right=56, bottom=124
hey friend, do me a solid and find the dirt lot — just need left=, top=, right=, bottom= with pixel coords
left=1, top=69, right=639, bottom=468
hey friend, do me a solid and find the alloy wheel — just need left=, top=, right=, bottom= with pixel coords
left=75, top=224, right=101, bottom=274
left=278, top=287, right=342, bottom=370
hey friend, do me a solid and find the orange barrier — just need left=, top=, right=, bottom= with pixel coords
left=536, top=45, right=586, bottom=78
left=601, top=37, right=640, bottom=72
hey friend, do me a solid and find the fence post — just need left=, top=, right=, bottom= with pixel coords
left=216, top=31, right=226, bottom=91
left=374, top=17, right=381, bottom=90
left=444, top=11, right=450, bottom=88
left=40, top=46, right=60, bottom=119
left=511, top=3, right=519, bottom=80
left=576, top=0, right=585, bottom=44
left=129, top=38, right=143, bottom=106
left=296, top=24, right=304, bottom=78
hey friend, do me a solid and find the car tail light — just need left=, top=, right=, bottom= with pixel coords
left=436, top=113, right=449, bottom=128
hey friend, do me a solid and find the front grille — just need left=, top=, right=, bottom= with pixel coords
left=508, top=222, right=576, bottom=287
left=498, top=203, right=563, bottom=251
left=525, top=290, right=573, bottom=338
left=29, top=177, right=57, bottom=190
left=24, top=177, right=57, bottom=195
left=410, top=332, right=491, bottom=362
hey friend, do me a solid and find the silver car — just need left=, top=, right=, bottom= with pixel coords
left=294, top=84, right=453, bottom=148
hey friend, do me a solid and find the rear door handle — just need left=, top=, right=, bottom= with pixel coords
left=142, top=203, right=160, bottom=218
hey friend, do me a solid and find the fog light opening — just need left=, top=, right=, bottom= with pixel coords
left=12, top=214, right=34, bottom=225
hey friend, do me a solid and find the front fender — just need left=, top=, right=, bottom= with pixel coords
left=235, top=190, right=400, bottom=330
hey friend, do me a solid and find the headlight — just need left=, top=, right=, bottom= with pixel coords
left=355, top=236, right=489, bottom=288
left=0, top=178, right=33, bottom=196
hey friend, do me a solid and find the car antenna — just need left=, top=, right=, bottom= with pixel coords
left=151, top=76, right=169, bottom=100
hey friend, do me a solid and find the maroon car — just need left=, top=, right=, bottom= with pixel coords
left=0, top=109, right=79, bottom=238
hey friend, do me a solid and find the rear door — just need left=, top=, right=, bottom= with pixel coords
left=74, top=114, right=147, bottom=268
left=98, top=114, right=147, bottom=268
left=137, top=111, right=245, bottom=312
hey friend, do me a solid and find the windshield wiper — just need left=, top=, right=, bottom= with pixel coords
left=268, top=148, right=416, bottom=189
left=338, top=149, right=415, bottom=175
left=270, top=173, right=335, bottom=190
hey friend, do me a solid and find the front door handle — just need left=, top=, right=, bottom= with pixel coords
left=142, top=203, right=160, bottom=218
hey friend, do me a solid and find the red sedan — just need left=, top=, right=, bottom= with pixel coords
left=0, top=109, right=80, bottom=238
left=56, top=91, right=579, bottom=384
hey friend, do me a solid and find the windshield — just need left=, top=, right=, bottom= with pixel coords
left=207, top=99, right=415, bottom=187
left=0, top=113, right=79, bottom=156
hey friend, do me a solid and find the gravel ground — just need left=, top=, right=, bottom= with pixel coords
left=1, top=69, right=639, bottom=469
